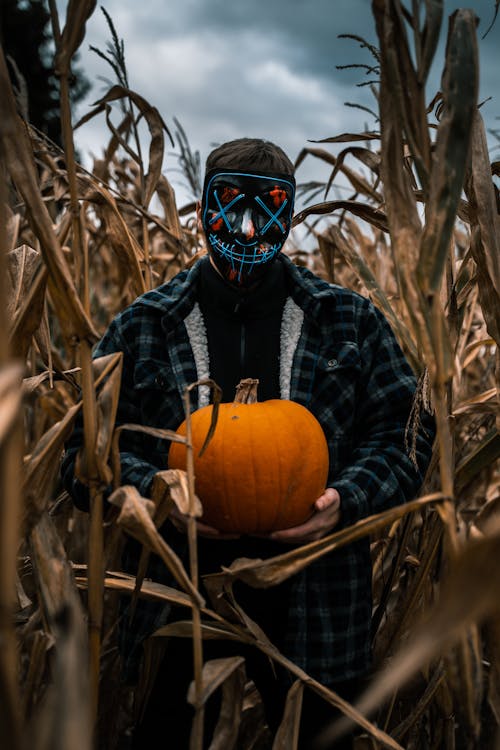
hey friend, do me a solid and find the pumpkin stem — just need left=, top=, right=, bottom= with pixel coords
left=234, top=378, right=259, bottom=404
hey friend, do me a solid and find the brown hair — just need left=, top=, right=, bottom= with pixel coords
left=205, top=137, right=295, bottom=176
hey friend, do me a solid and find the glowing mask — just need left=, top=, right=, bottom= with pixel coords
left=201, top=169, right=295, bottom=286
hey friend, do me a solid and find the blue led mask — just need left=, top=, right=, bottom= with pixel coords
left=201, top=169, right=295, bottom=287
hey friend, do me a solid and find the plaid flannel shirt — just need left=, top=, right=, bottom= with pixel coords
left=62, top=254, right=435, bottom=685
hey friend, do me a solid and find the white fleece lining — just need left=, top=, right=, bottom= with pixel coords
left=184, top=296, right=304, bottom=406
left=279, top=297, right=304, bottom=399
left=184, top=303, right=211, bottom=408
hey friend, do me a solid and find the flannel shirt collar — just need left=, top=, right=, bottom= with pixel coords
left=134, top=251, right=337, bottom=331
left=279, top=253, right=336, bottom=322
left=132, top=253, right=335, bottom=337
left=133, top=260, right=204, bottom=335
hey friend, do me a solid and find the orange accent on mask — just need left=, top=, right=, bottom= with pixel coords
left=270, top=187, right=287, bottom=207
left=221, top=186, right=240, bottom=204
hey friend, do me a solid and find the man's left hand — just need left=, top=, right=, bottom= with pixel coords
left=267, top=487, right=341, bottom=544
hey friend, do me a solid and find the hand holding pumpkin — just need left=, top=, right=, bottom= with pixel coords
left=266, top=487, right=341, bottom=544
left=168, top=378, right=330, bottom=536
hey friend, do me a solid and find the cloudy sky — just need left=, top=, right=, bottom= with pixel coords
left=60, top=0, right=499, bottom=210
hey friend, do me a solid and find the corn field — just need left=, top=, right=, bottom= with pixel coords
left=1, top=1, right=499, bottom=749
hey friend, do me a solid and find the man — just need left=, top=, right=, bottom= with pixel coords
left=62, top=138, right=435, bottom=748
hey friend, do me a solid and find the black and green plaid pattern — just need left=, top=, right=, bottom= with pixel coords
left=62, top=254, right=435, bottom=685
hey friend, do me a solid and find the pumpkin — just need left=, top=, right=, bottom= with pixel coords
left=168, top=378, right=329, bottom=534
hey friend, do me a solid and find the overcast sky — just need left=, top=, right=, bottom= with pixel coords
left=60, top=0, right=499, bottom=211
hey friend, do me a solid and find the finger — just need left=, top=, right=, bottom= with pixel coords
left=270, top=509, right=341, bottom=543
left=196, top=520, right=240, bottom=539
left=170, top=510, right=212, bottom=535
left=315, top=487, right=340, bottom=512
left=270, top=528, right=327, bottom=545
left=170, top=517, right=188, bottom=533
left=269, top=518, right=320, bottom=542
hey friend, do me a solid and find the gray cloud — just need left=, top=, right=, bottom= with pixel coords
left=65, top=0, right=499, bottom=209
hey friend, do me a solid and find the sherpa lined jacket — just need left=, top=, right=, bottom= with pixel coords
left=62, top=253, right=435, bottom=685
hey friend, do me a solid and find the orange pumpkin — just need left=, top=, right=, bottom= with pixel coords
left=168, top=378, right=329, bottom=534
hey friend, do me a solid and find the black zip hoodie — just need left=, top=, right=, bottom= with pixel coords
left=197, top=255, right=287, bottom=402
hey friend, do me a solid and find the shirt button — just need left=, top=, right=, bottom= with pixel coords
left=327, top=359, right=338, bottom=368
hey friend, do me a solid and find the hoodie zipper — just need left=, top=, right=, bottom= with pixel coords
left=240, top=319, right=246, bottom=373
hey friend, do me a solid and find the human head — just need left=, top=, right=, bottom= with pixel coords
left=200, top=138, right=296, bottom=288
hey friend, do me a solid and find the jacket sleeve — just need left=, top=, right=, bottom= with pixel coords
left=60, top=318, right=162, bottom=512
left=331, top=301, right=436, bottom=527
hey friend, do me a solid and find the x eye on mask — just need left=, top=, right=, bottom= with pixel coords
left=201, top=169, right=295, bottom=287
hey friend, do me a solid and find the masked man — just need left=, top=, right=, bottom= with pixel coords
left=62, top=138, right=435, bottom=749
